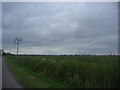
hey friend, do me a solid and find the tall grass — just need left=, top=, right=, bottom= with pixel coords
left=12, top=55, right=118, bottom=88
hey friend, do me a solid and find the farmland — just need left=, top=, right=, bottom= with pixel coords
left=5, top=55, right=118, bottom=88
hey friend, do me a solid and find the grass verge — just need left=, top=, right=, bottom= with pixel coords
left=4, top=56, right=68, bottom=88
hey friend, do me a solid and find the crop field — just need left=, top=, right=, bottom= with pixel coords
left=5, top=55, right=118, bottom=88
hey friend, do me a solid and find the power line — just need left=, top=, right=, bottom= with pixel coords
left=10, top=37, right=23, bottom=55
left=10, top=37, right=18, bottom=53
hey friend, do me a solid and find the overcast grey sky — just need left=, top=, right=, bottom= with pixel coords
left=2, top=2, right=118, bottom=55
left=0, top=2, right=1, bottom=50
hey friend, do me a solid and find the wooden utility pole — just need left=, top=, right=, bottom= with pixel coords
left=16, top=38, right=22, bottom=55
left=17, top=40, right=19, bottom=55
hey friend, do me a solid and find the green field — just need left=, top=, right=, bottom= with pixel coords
left=5, top=55, right=118, bottom=88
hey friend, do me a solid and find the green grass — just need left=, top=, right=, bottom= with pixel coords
left=4, top=55, right=118, bottom=88
left=4, top=56, right=68, bottom=88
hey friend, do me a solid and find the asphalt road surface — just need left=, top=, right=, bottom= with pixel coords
left=2, top=56, right=22, bottom=88
left=0, top=56, right=2, bottom=89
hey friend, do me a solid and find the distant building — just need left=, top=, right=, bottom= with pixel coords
left=0, top=50, right=2, bottom=55
left=0, top=49, right=7, bottom=56
left=0, top=49, right=4, bottom=55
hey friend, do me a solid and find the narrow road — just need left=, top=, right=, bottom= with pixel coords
left=0, top=56, right=2, bottom=89
left=2, top=56, right=22, bottom=88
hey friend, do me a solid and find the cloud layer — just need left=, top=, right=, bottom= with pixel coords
left=0, top=2, right=2, bottom=49
left=2, top=2, right=118, bottom=55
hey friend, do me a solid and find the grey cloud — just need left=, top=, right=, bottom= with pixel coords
left=2, top=2, right=118, bottom=55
